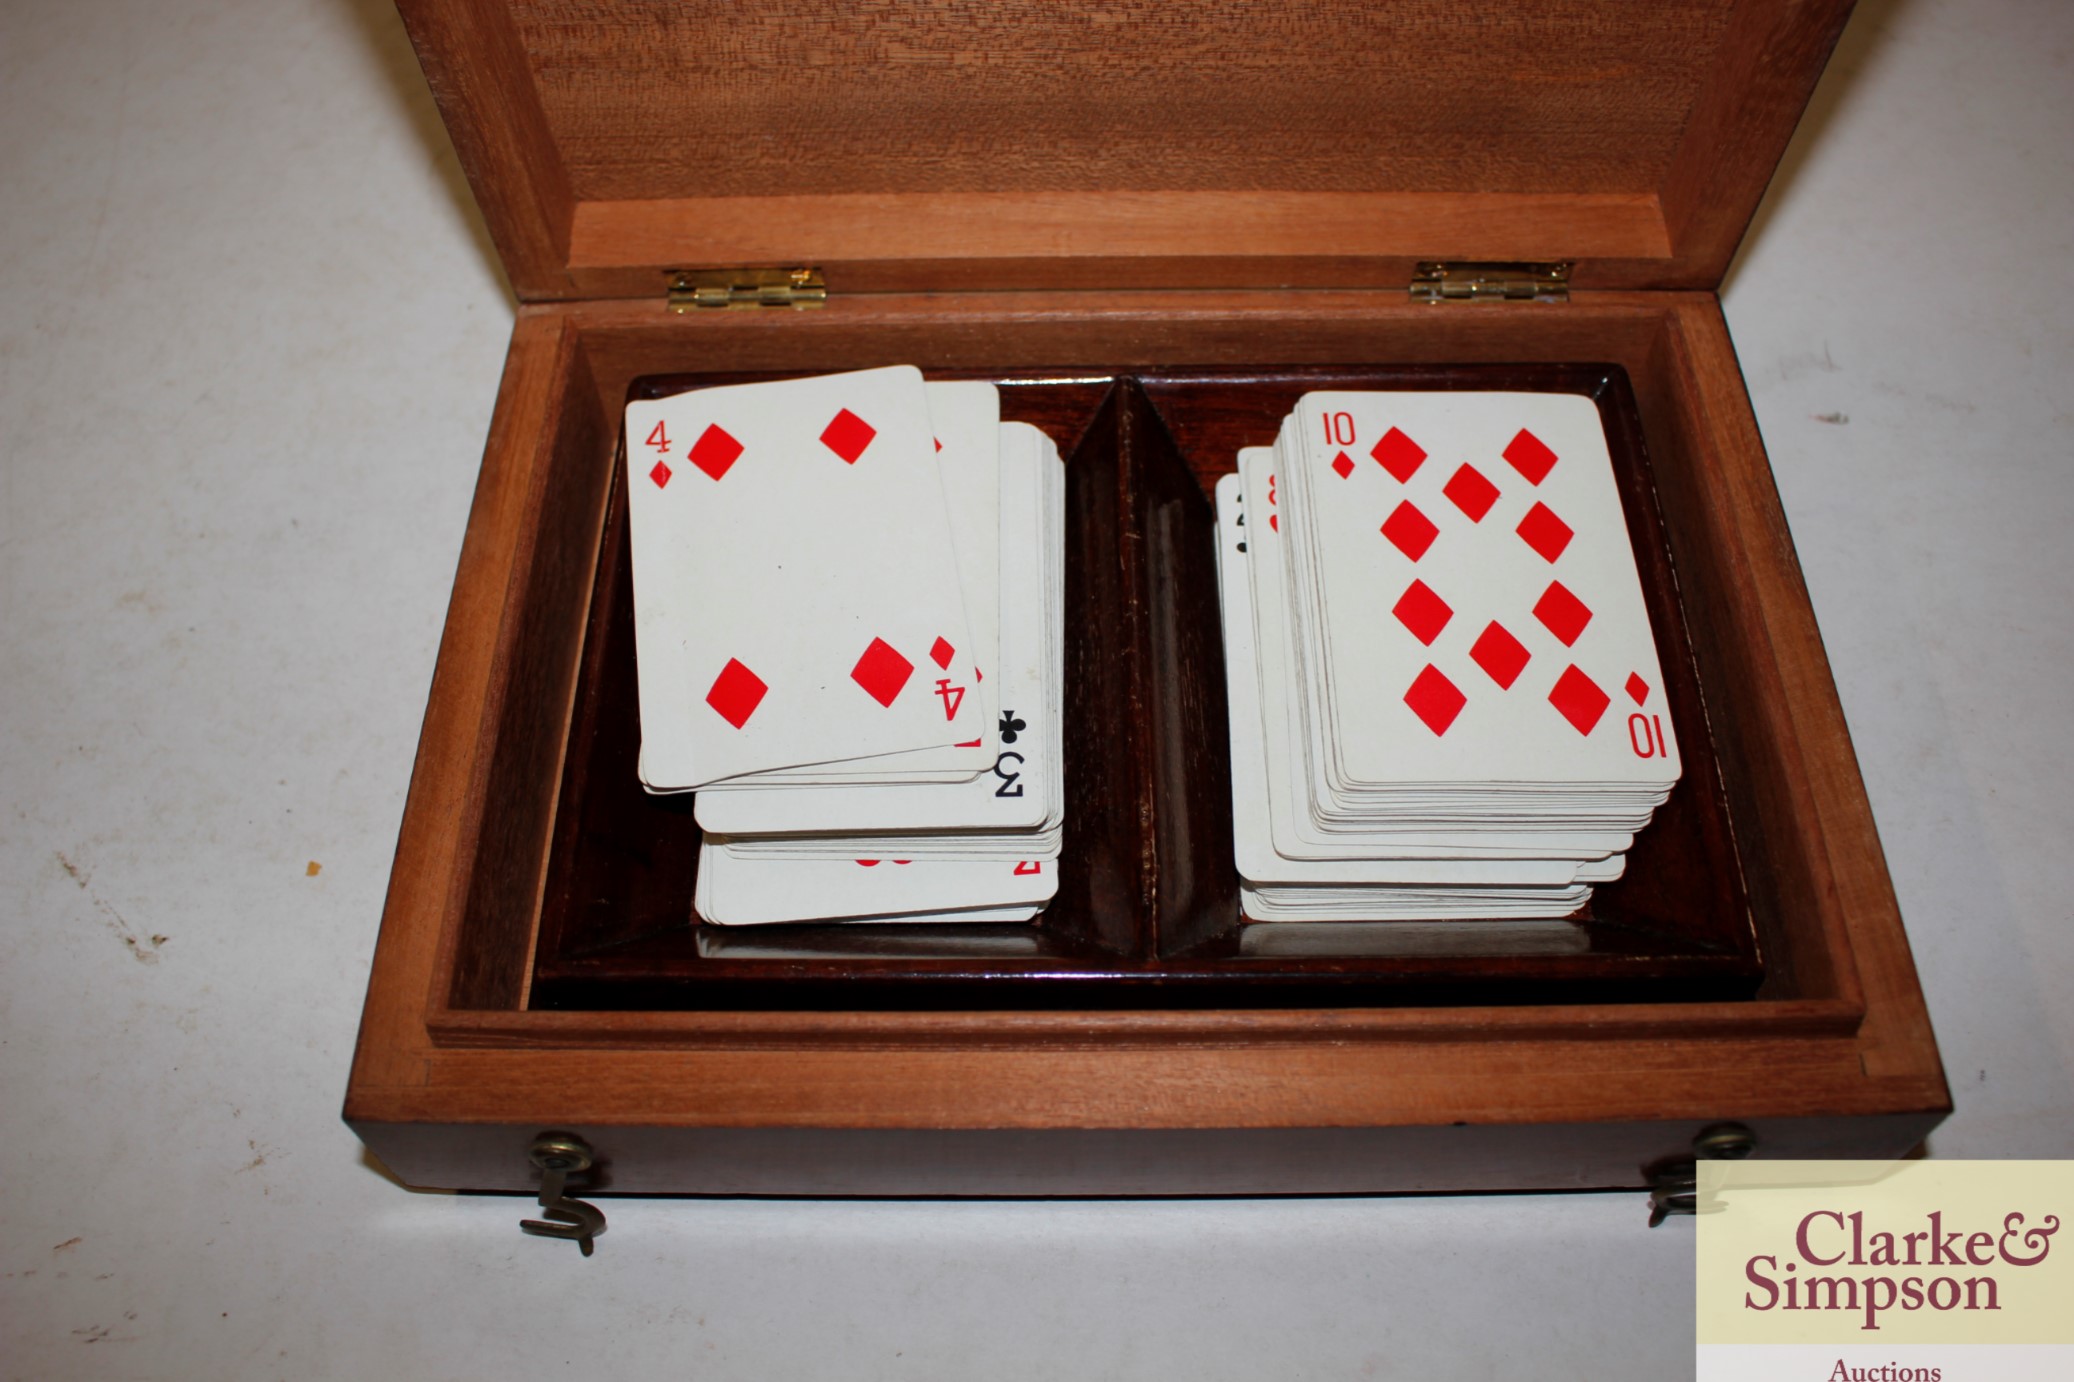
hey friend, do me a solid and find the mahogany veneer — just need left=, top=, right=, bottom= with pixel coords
left=349, top=0, right=1944, bottom=1198
left=346, top=292, right=1949, bottom=1194
left=395, top=0, right=1855, bottom=298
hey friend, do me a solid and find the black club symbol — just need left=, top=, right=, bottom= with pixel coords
left=998, top=710, right=1026, bottom=744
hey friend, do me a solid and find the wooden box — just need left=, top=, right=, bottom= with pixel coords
left=345, top=0, right=1950, bottom=1199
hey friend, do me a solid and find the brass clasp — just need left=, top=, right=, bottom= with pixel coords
left=520, top=1132, right=607, bottom=1256
left=1646, top=1122, right=1758, bottom=1226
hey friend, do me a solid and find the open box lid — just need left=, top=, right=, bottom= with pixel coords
left=395, top=0, right=1855, bottom=304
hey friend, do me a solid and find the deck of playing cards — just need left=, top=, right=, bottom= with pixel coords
left=621, top=368, right=1065, bottom=925
left=1217, top=391, right=1682, bottom=921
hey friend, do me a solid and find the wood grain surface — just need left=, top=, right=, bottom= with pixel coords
left=344, top=288, right=1946, bottom=1195
left=392, top=0, right=1856, bottom=298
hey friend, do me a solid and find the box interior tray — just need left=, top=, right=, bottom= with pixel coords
left=519, top=363, right=1761, bottom=1011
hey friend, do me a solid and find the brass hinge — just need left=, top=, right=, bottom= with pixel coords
left=1410, top=261, right=1571, bottom=304
left=666, top=267, right=827, bottom=313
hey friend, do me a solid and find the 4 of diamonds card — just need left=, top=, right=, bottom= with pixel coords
left=704, top=379, right=1004, bottom=786
left=623, top=366, right=989, bottom=790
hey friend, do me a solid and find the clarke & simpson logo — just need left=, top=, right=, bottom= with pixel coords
left=1741, top=1205, right=2058, bottom=1330
left=1695, top=1161, right=2073, bottom=1382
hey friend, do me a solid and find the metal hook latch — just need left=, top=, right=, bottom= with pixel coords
left=1646, top=1122, right=1757, bottom=1227
left=520, top=1132, right=607, bottom=1256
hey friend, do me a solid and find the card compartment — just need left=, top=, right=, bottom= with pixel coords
left=518, top=364, right=1760, bottom=1010
left=1135, top=366, right=1755, bottom=970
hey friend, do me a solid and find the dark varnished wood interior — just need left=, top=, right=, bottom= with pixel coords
left=516, top=363, right=1759, bottom=1010
left=422, top=292, right=1876, bottom=1033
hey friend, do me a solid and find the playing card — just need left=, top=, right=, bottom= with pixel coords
left=714, top=815, right=1064, bottom=860
left=1237, top=919, right=1591, bottom=956
left=623, top=367, right=988, bottom=789
left=696, top=850, right=1057, bottom=925
left=1278, top=392, right=1680, bottom=795
left=692, top=855, right=1048, bottom=929
left=1216, top=469, right=1616, bottom=886
left=691, top=418, right=1065, bottom=927
left=707, top=380, right=1005, bottom=787
left=1239, top=883, right=1589, bottom=921
left=694, top=419, right=1053, bottom=836
left=1220, top=388, right=1688, bottom=924
left=1238, top=451, right=1639, bottom=861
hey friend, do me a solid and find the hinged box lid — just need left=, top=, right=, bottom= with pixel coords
left=396, top=0, right=1855, bottom=303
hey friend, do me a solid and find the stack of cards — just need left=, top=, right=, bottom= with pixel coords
left=1217, top=391, right=1682, bottom=921
left=621, top=368, right=1065, bottom=925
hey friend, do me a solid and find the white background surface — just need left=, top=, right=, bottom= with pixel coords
left=2, top=0, right=2069, bottom=1376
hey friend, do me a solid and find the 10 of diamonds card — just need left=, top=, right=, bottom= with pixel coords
left=1222, top=388, right=1686, bottom=922
left=1278, top=392, right=1681, bottom=796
